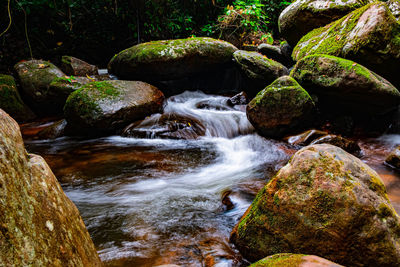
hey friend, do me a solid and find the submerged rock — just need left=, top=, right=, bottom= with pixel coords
left=227, top=91, right=249, bottom=106
left=37, top=119, right=68, bottom=139
left=293, top=3, right=400, bottom=88
left=385, top=145, right=400, bottom=169
left=0, top=109, right=102, bottom=266
left=246, top=76, right=315, bottom=138
left=233, top=51, right=289, bottom=96
left=231, top=144, right=400, bottom=266
left=122, top=113, right=206, bottom=140
left=279, top=0, right=368, bottom=46
left=291, top=54, right=400, bottom=115
left=61, top=56, right=98, bottom=76
left=108, top=37, right=238, bottom=81
left=0, top=74, right=36, bottom=122
left=64, top=80, right=164, bottom=134
left=250, top=253, right=344, bottom=267
left=14, top=59, right=66, bottom=114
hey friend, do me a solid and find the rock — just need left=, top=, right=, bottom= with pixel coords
left=0, top=109, right=102, bottom=266
left=250, top=253, right=344, bottom=267
left=14, top=59, right=66, bottom=114
left=285, top=129, right=328, bottom=145
left=227, top=91, right=249, bottom=106
left=230, top=144, right=400, bottom=266
left=291, top=54, right=400, bottom=115
left=293, top=3, right=400, bottom=88
left=279, top=0, right=368, bottom=46
left=310, top=134, right=361, bottom=155
left=385, top=145, right=400, bottom=169
left=388, top=0, right=400, bottom=22
left=49, top=76, right=93, bottom=110
left=0, top=74, right=36, bottom=122
left=233, top=51, right=289, bottom=96
left=108, top=37, right=238, bottom=81
left=61, top=56, right=98, bottom=76
left=122, top=113, right=206, bottom=140
left=64, top=80, right=164, bottom=134
left=246, top=76, right=315, bottom=138
left=257, top=44, right=288, bottom=65
left=37, top=119, right=68, bottom=139
left=279, top=41, right=293, bottom=62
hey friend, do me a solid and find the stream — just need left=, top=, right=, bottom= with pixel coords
left=22, top=91, right=400, bottom=266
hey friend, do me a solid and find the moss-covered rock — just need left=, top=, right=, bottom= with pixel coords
left=385, top=145, right=400, bottom=169
left=291, top=54, right=400, bottom=115
left=108, top=37, right=238, bottom=81
left=230, top=144, right=400, bottom=266
left=250, top=253, right=344, bottom=267
left=246, top=76, right=315, bottom=138
left=0, top=74, right=35, bottom=122
left=233, top=50, right=289, bottom=96
left=64, top=80, right=164, bottom=134
left=49, top=76, right=93, bottom=108
left=292, top=2, right=400, bottom=88
left=0, top=109, right=102, bottom=266
left=279, top=0, right=368, bottom=46
left=14, top=59, right=66, bottom=114
left=61, top=56, right=98, bottom=76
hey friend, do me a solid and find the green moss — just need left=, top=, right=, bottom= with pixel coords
left=0, top=75, right=25, bottom=114
left=250, top=253, right=306, bottom=267
left=61, top=56, right=72, bottom=65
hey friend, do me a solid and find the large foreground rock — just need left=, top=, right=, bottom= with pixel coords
left=64, top=80, right=164, bottom=134
left=108, top=37, right=238, bottom=81
left=279, top=0, right=367, bottom=46
left=246, top=76, right=315, bottom=138
left=0, top=109, right=102, bottom=266
left=233, top=51, right=289, bottom=96
left=291, top=54, right=400, bottom=115
left=231, top=144, right=400, bottom=266
left=293, top=2, right=400, bottom=88
left=0, top=74, right=35, bottom=122
left=14, top=60, right=66, bottom=114
left=250, top=253, right=344, bottom=267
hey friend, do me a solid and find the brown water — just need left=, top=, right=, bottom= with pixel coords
left=22, top=92, right=400, bottom=266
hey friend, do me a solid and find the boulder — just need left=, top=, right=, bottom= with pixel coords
left=291, top=54, right=400, bottom=115
left=257, top=44, right=289, bottom=66
left=310, top=134, right=360, bottom=155
left=246, top=76, right=315, bottom=138
left=279, top=0, right=368, bottom=46
left=64, top=80, right=164, bottom=134
left=250, top=253, right=344, bottom=267
left=37, top=119, right=68, bottom=139
left=0, top=74, right=35, bottom=122
left=108, top=37, right=238, bottom=81
left=122, top=113, right=206, bottom=140
left=14, top=60, right=66, bottom=114
left=230, top=144, right=400, bottom=266
left=0, top=109, right=102, bottom=266
left=233, top=51, right=289, bottom=96
left=292, top=3, right=400, bottom=88
left=49, top=76, right=93, bottom=108
left=61, top=56, right=98, bottom=76
left=285, top=129, right=328, bottom=145
left=388, top=0, right=400, bottom=22
left=385, top=145, right=400, bottom=169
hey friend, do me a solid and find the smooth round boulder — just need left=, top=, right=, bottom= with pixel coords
left=230, top=144, right=400, bottom=266
left=0, top=74, right=35, bottom=122
left=250, top=253, right=344, bottom=267
left=293, top=3, right=400, bottom=88
left=385, top=145, right=400, bottom=169
left=14, top=60, right=66, bottom=114
left=64, top=80, right=164, bottom=134
left=247, top=76, right=315, bottom=138
left=291, top=54, right=400, bottom=115
left=279, top=0, right=368, bottom=46
left=108, top=37, right=238, bottom=81
left=61, top=56, right=98, bottom=76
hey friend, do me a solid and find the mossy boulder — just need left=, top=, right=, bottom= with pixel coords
left=61, top=56, right=98, bottom=76
left=230, top=144, right=400, bottom=266
left=108, top=37, right=238, bottom=81
left=279, top=0, right=368, bottom=46
left=49, top=76, right=93, bottom=108
left=250, top=253, right=344, bottom=267
left=385, top=145, right=400, bottom=169
left=0, top=74, right=35, bottom=122
left=0, top=109, right=102, bottom=266
left=14, top=59, right=66, bottom=114
left=292, top=2, right=400, bottom=88
left=233, top=51, right=289, bottom=96
left=291, top=54, right=400, bottom=115
left=246, top=76, right=315, bottom=138
left=64, top=80, right=164, bottom=134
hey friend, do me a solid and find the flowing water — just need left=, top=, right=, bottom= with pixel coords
left=22, top=91, right=400, bottom=266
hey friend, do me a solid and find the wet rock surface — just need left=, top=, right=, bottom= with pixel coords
left=61, top=56, right=98, bottom=76
left=250, top=253, right=344, bottom=267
